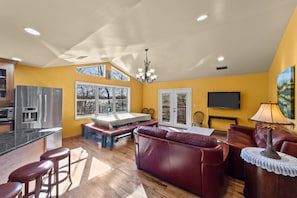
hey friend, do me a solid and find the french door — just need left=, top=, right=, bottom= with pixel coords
left=158, top=88, right=192, bottom=128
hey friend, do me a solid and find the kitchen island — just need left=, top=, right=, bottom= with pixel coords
left=0, top=127, right=62, bottom=183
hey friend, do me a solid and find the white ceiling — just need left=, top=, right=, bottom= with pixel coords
left=0, top=0, right=296, bottom=82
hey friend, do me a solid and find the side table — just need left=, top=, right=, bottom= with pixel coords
left=240, top=147, right=297, bottom=198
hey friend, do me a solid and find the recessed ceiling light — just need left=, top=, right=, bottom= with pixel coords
left=218, top=56, right=225, bottom=62
left=24, top=27, right=40, bottom=36
left=197, top=14, right=208, bottom=22
left=11, top=57, right=22, bottom=62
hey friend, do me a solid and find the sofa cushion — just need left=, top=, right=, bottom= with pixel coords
left=165, top=131, right=218, bottom=148
left=229, top=124, right=255, bottom=136
left=136, top=126, right=168, bottom=139
left=253, top=123, right=269, bottom=148
left=272, top=127, right=297, bottom=150
left=254, top=123, right=297, bottom=150
left=227, top=130, right=256, bottom=147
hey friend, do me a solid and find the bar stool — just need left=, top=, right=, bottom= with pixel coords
left=8, top=160, right=53, bottom=198
left=40, top=147, right=72, bottom=197
left=0, top=182, right=22, bottom=198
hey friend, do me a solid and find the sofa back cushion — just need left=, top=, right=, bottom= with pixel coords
left=272, top=127, right=297, bottom=150
left=253, top=123, right=269, bottom=148
left=254, top=123, right=297, bottom=150
left=166, top=131, right=218, bottom=148
left=136, top=126, right=168, bottom=139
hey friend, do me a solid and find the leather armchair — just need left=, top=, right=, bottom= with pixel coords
left=227, top=123, right=297, bottom=179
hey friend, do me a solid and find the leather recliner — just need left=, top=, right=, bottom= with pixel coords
left=227, top=123, right=297, bottom=180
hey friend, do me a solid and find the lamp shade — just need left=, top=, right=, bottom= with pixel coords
left=250, top=103, right=292, bottom=125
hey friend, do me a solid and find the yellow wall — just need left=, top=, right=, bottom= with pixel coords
left=268, top=7, right=297, bottom=129
left=143, top=73, right=268, bottom=131
left=14, top=63, right=143, bottom=138
left=13, top=7, right=297, bottom=135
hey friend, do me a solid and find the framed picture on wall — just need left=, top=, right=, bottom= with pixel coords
left=277, top=65, right=295, bottom=119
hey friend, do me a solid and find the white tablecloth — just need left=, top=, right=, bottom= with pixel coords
left=91, top=112, right=151, bottom=129
left=183, top=126, right=214, bottom=136
left=240, top=147, right=297, bottom=177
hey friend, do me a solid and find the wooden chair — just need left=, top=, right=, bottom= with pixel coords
left=148, top=108, right=155, bottom=119
left=192, top=111, right=204, bottom=127
left=141, top=108, right=149, bottom=114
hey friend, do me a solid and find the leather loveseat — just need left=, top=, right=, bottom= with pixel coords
left=134, top=126, right=229, bottom=198
left=227, top=123, right=297, bottom=179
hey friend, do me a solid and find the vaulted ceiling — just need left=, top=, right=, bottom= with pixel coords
left=0, top=0, right=296, bottom=82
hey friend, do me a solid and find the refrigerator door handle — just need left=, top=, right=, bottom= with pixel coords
left=44, top=94, right=47, bottom=123
left=39, top=94, right=42, bottom=124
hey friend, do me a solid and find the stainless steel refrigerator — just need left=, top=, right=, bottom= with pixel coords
left=15, top=85, right=63, bottom=149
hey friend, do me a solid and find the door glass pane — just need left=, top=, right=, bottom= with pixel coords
left=176, top=93, right=187, bottom=124
left=162, top=93, right=170, bottom=122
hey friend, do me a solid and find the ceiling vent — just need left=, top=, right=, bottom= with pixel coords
left=216, top=66, right=228, bottom=70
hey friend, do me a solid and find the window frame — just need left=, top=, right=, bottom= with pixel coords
left=75, top=81, right=131, bottom=119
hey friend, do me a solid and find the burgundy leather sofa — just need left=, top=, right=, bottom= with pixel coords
left=227, top=123, right=297, bottom=180
left=134, top=126, right=229, bottom=198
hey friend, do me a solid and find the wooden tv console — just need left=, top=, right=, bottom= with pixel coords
left=208, top=115, right=238, bottom=128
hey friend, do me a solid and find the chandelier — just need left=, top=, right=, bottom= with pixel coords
left=136, top=48, right=157, bottom=83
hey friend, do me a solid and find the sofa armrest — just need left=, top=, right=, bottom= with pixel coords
left=201, top=147, right=223, bottom=165
left=226, top=141, right=248, bottom=149
left=229, top=124, right=255, bottom=136
left=219, top=142, right=230, bottom=163
left=280, top=141, right=297, bottom=158
left=201, top=144, right=228, bottom=198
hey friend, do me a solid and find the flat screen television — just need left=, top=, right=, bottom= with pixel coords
left=208, top=92, right=240, bottom=109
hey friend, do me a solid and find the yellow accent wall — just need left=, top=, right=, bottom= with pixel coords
left=268, top=7, right=297, bottom=129
left=13, top=7, right=297, bottom=136
left=143, top=73, right=268, bottom=131
left=14, top=63, right=143, bottom=138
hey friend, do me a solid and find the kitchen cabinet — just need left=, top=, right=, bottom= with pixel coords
left=0, top=122, right=13, bottom=134
left=0, top=58, right=17, bottom=106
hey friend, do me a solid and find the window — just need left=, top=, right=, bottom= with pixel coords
left=75, top=81, right=130, bottom=119
left=77, top=65, right=106, bottom=77
left=110, top=67, right=130, bottom=81
left=76, top=83, right=96, bottom=117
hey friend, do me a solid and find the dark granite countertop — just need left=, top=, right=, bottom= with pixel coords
left=0, top=127, right=62, bottom=156
left=0, top=121, right=13, bottom=125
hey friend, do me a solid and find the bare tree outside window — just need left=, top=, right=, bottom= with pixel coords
left=115, top=88, right=128, bottom=111
left=98, top=87, right=113, bottom=113
left=77, top=65, right=105, bottom=77
left=75, top=81, right=130, bottom=119
left=111, top=67, right=130, bottom=81
left=76, top=84, right=96, bottom=116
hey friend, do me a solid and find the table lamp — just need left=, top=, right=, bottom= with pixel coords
left=250, top=102, right=293, bottom=159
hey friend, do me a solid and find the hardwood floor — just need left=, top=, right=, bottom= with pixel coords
left=58, top=136, right=244, bottom=198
